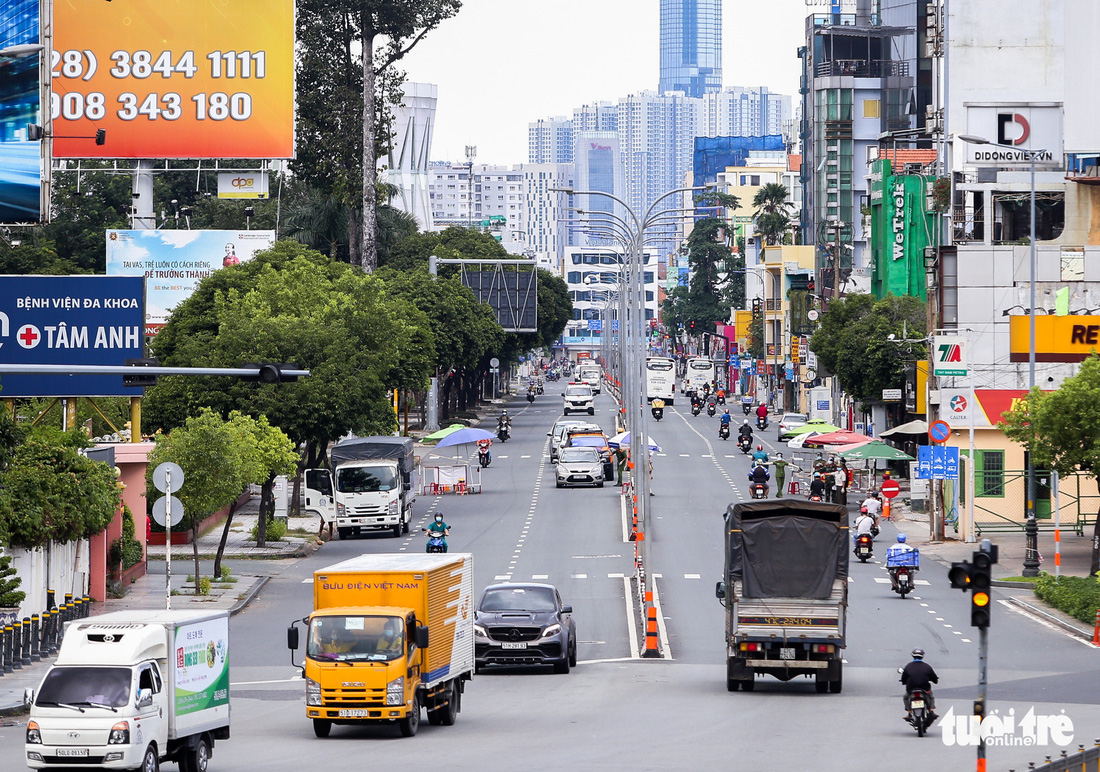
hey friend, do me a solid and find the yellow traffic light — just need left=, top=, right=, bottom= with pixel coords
left=972, top=591, right=990, bottom=607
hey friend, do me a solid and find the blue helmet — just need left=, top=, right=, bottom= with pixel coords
left=897, top=533, right=907, bottom=543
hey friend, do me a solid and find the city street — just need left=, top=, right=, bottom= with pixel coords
left=4, top=392, right=1099, bottom=771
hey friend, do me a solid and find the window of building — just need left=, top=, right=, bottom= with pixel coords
left=862, top=99, right=880, bottom=119
left=975, top=450, right=1004, bottom=498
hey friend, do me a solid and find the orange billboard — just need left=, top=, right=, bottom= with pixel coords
left=52, top=0, right=294, bottom=159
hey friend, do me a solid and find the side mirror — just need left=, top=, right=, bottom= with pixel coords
left=715, top=581, right=727, bottom=601
left=23, top=688, right=35, bottom=708
left=403, top=482, right=411, bottom=491
left=136, top=688, right=153, bottom=708
left=561, top=605, right=573, bottom=614
left=415, top=625, right=430, bottom=650
left=287, top=626, right=299, bottom=651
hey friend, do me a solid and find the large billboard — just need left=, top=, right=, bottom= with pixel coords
left=0, top=0, right=42, bottom=223
left=53, top=1, right=294, bottom=159
left=106, top=229, right=276, bottom=332
left=0, top=275, right=145, bottom=397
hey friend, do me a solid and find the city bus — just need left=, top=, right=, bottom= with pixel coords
left=683, top=357, right=716, bottom=394
left=645, top=356, right=676, bottom=405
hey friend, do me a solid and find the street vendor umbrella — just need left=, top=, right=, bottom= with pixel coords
left=802, top=430, right=874, bottom=447
left=422, top=423, right=467, bottom=442
left=878, top=419, right=929, bottom=438
left=607, top=431, right=662, bottom=453
left=435, top=427, right=497, bottom=449
left=837, top=439, right=915, bottom=462
left=787, top=419, right=842, bottom=436
left=786, top=431, right=823, bottom=449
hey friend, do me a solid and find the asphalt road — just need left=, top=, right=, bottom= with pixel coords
left=4, top=392, right=1099, bottom=770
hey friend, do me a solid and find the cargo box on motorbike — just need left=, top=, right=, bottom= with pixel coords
left=886, top=550, right=920, bottom=568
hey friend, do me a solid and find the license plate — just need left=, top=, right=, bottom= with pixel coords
left=501, top=642, right=528, bottom=650
left=338, top=709, right=371, bottom=717
left=56, top=749, right=90, bottom=757
left=911, top=700, right=925, bottom=709
left=779, top=647, right=795, bottom=660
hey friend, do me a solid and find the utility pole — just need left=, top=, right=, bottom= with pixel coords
left=465, top=145, right=477, bottom=230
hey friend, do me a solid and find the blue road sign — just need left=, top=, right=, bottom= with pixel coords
left=917, top=446, right=933, bottom=479
left=918, top=445, right=960, bottom=480
left=929, top=420, right=951, bottom=443
left=0, top=276, right=145, bottom=397
left=944, top=446, right=960, bottom=479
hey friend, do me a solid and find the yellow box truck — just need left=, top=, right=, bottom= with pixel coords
left=287, top=553, right=474, bottom=738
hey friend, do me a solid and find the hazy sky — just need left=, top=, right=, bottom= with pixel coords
left=400, top=0, right=812, bottom=166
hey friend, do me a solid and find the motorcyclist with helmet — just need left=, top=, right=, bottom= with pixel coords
left=425, top=512, right=450, bottom=553
left=886, top=533, right=920, bottom=591
left=751, top=444, right=769, bottom=465
left=809, top=471, right=826, bottom=500
left=901, top=648, right=939, bottom=722
left=748, top=460, right=770, bottom=497
left=738, top=419, right=753, bottom=440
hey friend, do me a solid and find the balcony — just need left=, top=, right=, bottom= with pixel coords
left=815, top=60, right=909, bottom=78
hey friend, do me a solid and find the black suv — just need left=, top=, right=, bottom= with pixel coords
left=473, top=583, right=577, bottom=674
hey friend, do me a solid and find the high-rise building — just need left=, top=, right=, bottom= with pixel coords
left=381, top=83, right=437, bottom=231
left=659, top=0, right=722, bottom=98
left=528, top=117, right=574, bottom=164
left=704, top=87, right=792, bottom=139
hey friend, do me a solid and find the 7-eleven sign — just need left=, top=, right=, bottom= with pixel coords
left=933, top=335, right=968, bottom=377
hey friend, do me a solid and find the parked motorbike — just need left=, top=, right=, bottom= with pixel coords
left=738, top=435, right=752, bottom=454
left=905, top=686, right=935, bottom=737
left=691, top=403, right=702, bottom=417
left=706, top=403, right=716, bottom=417
left=718, top=423, right=730, bottom=441
left=891, top=566, right=916, bottom=598
left=854, top=534, right=874, bottom=563
left=423, top=528, right=447, bottom=554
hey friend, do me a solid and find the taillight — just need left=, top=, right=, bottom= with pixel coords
left=739, top=642, right=763, bottom=652
left=811, top=644, right=835, bottom=654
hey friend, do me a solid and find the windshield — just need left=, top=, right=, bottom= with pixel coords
left=335, top=466, right=397, bottom=493
left=689, top=360, right=713, bottom=371
left=568, top=436, right=605, bottom=448
left=565, top=386, right=592, bottom=396
left=307, top=615, right=405, bottom=663
left=37, top=666, right=131, bottom=708
left=480, top=586, right=558, bottom=613
left=646, top=359, right=674, bottom=371
left=559, top=448, right=600, bottom=464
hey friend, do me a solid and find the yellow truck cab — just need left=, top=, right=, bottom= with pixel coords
left=288, top=554, right=474, bottom=738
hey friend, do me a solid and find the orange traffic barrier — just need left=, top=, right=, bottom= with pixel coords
left=1092, top=609, right=1100, bottom=645
left=643, top=602, right=660, bottom=657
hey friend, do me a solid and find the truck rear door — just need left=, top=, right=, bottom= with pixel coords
left=303, top=469, right=335, bottom=521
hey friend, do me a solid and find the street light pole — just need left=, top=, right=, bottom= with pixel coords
left=959, top=135, right=1045, bottom=575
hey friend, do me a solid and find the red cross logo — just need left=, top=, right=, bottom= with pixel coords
left=17, top=325, right=41, bottom=349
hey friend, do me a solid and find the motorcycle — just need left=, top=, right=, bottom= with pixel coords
left=738, top=435, right=752, bottom=454
left=808, top=493, right=824, bottom=502
left=716, top=394, right=726, bottom=405
left=526, top=390, right=536, bottom=403
left=719, top=423, right=730, bottom=441
left=477, top=444, right=492, bottom=468
left=497, top=423, right=510, bottom=442
left=423, top=528, right=447, bottom=554
left=741, top=400, right=753, bottom=416
left=749, top=481, right=769, bottom=499
left=854, top=534, right=873, bottom=563
left=651, top=405, right=664, bottom=421
left=756, top=414, right=768, bottom=430
left=706, top=403, right=716, bottom=417
left=905, top=686, right=935, bottom=737
left=536, top=382, right=544, bottom=395
left=691, top=403, right=701, bottom=417
left=891, top=566, right=916, bottom=598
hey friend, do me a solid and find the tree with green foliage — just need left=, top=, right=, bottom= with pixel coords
left=753, top=183, right=795, bottom=246
left=1003, top=354, right=1100, bottom=576
left=0, top=553, right=25, bottom=607
left=683, top=218, right=735, bottom=330
left=145, top=241, right=434, bottom=501
left=0, top=428, right=120, bottom=550
left=295, top=0, right=461, bottom=271
left=809, top=293, right=926, bottom=405
left=148, top=410, right=249, bottom=595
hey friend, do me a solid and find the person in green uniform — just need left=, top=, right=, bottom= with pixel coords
left=773, top=453, right=790, bottom=498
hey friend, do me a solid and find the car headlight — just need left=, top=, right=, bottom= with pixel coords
left=306, top=677, right=322, bottom=706
left=26, top=720, right=41, bottom=744
left=386, top=676, right=404, bottom=706
left=541, top=623, right=562, bottom=638
left=474, top=623, right=488, bottom=638
left=107, top=721, right=130, bottom=745
left=592, top=466, right=603, bottom=476
left=335, top=501, right=346, bottom=517
left=387, top=498, right=399, bottom=515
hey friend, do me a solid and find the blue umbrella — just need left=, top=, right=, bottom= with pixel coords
left=435, top=427, right=497, bottom=448
left=607, top=431, right=661, bottom=453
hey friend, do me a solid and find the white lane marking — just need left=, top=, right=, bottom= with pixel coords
left=952, top=631, right=963, bottom=635
left=999, top=598, right=1100, bottom=648
left=532, top=574, right=549, bottom=579
left=572, top=574, right=588, bottom=579
left=623, top=576, right=639, bottom=658
left=301, top=578, right=312, bottom=583
left=679, top=453, right=690, bottom=457
left=961, top=639, right=972, bottom=643
left=520, top=455, right=532, bottom=459
left=494, top=575, right=511, bottom=580
left=684, top=574, right=700, bottom=579
left=497, top=455, right=508, bottom=459
left=608, top=572, right=625, bottom=578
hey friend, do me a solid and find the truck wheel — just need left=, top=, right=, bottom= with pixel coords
left=312, top=719, right=332, bottom=738
left=815, top=672, right=829, bottom=694
left=337, top=528, right=349, bottom=540
left=392, top=521, right=402, bottom=538
left=588, top=408, right=595, bottom=415
left=829, top=666, right=843, bottom=693
left=740, top=678, right=755, bottom=692
left=398, top=695, right=420, bottom=737
left=726, top=677, right=740, bottom=692
left=180, top=736, right=210, bottom=772
left=429, top=682, right=459, bottom=726
left=403, top=512, right=411, bottom=534
left=140, top=744, right=159, bottom=772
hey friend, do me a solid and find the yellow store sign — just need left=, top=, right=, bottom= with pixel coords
left=1009, top=315, right=1100, bottom=362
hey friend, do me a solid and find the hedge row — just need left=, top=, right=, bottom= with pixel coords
left=1033, top=574, right=1100, bottom=624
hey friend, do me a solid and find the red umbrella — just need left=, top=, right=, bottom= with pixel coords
left=802, top=430, right=873, bottom=447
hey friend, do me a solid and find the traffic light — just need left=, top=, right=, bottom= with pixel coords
left=947, top=561, right=971, bottom=590
left=970, top=551, right=993, bottom=628
left=751, top=298, right=762, bottom=322
left=242, top=363, right=300, bottom=384
left=689, top=320, right=697, bottom=331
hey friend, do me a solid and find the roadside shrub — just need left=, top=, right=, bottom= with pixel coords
left=251, top=518, right=286, bottom=542
left=1033, top=574, right=1100, bottom=624
left=198, top=577, right=211, bottom=596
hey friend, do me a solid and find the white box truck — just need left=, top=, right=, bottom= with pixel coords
left=303, top=436, right=417, bottom=540
left=24, top=609, right=230, bottom=771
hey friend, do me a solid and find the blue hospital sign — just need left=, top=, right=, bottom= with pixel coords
left=0, top=276, right=146, bottom=397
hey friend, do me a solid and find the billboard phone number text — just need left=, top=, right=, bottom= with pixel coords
left=52, top=91, right=252, bottom=121
left=52, top=49, right=266, bottom=81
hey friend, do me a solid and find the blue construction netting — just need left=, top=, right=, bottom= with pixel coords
left=693, top=136, right=787, bottom=186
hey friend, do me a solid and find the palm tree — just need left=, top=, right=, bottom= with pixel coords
left=752, top=183, right=794, bottom=245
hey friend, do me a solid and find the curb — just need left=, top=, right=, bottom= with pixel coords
left=992, top=579, right=1037, bottom=588
left=230, top=575, right=271, bottom=616
left=1005, top=595, right=1094, bottom=641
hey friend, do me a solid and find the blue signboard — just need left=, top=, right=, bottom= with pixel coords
left=785, top=365, right=795, bottom=381
left=0, top=0, right=42, bottom=224
left=587, top=319, right=602, bottom=331
left=917, top=445, right=960, bottom=480
left=0, top=276, right=145, bottom=397
left=611, top=320, right=619, bottom=332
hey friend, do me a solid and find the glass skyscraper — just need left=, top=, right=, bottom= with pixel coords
left=659, top=0, right=721, bottom=98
